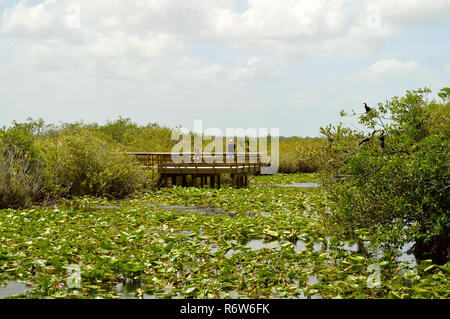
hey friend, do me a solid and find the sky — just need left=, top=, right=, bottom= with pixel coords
left=0, top=0, right=449, bottom=137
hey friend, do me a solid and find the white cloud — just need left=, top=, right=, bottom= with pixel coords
left=86, top=32, right=183, bottom=60
left=1, top=1, right=63, bottom=37
left=3, top=1, right=450, bottom=50
left=365, top=59, right=422, bottom=77
left=445, top=63, right=450, bottom=72
left=372, top=0, right=450, bottom=27
left=229, top=57, right=280, bottom=81
left=2, top=1, right=448, bottom=79
left=0, top=0, right=447, bottom=135
left=343, top=59, right=432, bottom=83
left=1, top=1, right=449, bottom=64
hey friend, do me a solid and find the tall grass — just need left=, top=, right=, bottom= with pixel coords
left=278, top=137, right=328, bottom=173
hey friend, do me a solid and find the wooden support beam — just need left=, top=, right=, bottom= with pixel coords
left=130, top=152, right=263, bottom=189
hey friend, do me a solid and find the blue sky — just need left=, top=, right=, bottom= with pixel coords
left=0, top=0, right=449, bottom=136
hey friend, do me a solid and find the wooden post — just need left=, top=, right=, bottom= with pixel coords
left=171, top=176, right=176, bottom=187
left=182, top=175, right=187, bottom=187
left=217, top=175, right=221, bottom=188
left=210, top=175, right=215, bottom=188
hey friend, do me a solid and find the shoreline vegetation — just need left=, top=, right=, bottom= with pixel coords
left=0, top=88, right=448, bottom=299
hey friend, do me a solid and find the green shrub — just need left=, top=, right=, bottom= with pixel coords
left=321, top=88, right=450, bottom=264
left=122, top=124, right=175, bottom=152
left=0, top=146, right=44, bottom=208
left=87, top=117, right=174, bottom=152
left=0, top=123, right=44, bottom=208
left=40, top=127, right=154, bottom=199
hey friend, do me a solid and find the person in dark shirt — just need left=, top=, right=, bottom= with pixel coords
left=227, top=139, right=235, bottom=162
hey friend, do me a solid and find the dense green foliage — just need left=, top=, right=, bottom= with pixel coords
left=320, top=88, right=449, bottom=264
left=0, top=121, right=45, bottom=208
left=90, top=117, right=175, bottom=152
left=40, top=127, right=153, bottom=199
left=0, top=119, right=164, bottom=208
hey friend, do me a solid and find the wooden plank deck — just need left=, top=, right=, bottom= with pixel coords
left=128, top=152, right=265, bottom=188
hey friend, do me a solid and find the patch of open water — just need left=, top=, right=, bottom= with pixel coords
left=0, top=281, right=31, bottom=299
left=276, top=183, right=321, bottom=188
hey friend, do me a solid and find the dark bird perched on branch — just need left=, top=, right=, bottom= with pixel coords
left=379, top=131, right=385, bottom=148
left=359, top=130, right=378, bottom=145
left=359, top=137, right=370, bottom=145
left=364, top=103, right=371, bottom=113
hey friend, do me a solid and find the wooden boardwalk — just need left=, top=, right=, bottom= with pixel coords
left=128, top=152, right=263, bottom=188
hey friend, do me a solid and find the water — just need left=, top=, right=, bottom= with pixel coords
left=3, top=238, right=415, bottom=299
left=220, top=238, right=327, bottom=257
left=0, top=281, right=30, bottom=298
left=370, top=241, right=417, bottom=267
left=26, top=198, right=418, bottom=299
left=113, top=279, right=159, bottom=299
left=102, top=238, right=417, bottom=299
left=82, top=205, right=120, bottom=212
left=398, top=242, right=416, bottom=265
left=276, top=183, right=321, bottom=188
left=147, top=204, right=228, bottom=216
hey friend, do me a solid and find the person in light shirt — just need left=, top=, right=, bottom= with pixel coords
left=227, top=139, right=235, bottom=162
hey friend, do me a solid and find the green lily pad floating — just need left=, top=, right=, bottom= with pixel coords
left=0, top=173, right=447, bottom=299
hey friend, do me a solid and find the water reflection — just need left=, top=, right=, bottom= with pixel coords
left=276, top=183, right=321, bottom=188
left=148, top=204, right=228, bottom=216
left=370, top=241, right=417, bottom=267
left=0, top=281, right=30, bottom=298
left=96, top=279, right=158, bottom=299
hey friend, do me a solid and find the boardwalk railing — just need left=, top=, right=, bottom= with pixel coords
left=128, top=152, right=262, bottom=173
left=127, top=152, right=264, bottom=187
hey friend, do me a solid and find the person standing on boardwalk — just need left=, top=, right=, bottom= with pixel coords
left=194, top=147, right=201, bottom=162
left=227, top=139, right=235, bottom=162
